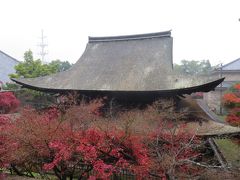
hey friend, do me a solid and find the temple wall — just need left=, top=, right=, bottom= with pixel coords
left=204, top=90, right=222, bottom=114
left=222, top=73, right=240, bottom=81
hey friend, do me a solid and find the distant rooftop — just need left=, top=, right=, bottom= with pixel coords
left=0, top=50, right=20, bottom=63
left=214, top=58, right=240, bottom=71
left=0, top=50, right=19, bottom=83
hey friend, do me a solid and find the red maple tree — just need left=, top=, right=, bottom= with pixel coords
left=147, top=122, right=201, bottom=179
left=0, top=92, right=20, bottom=114
left=223, top=83, right=240, bottom=126
left=0, top=95, right=203, bottom=179
left=0, top=99, right=150, bottom=179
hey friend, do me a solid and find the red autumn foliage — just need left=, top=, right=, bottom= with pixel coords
left=223, top=83, right=240, bottom=126
left=0, top=99, right=150, bottom=179
left=0, top=92, right=20, bottom=175
left=226, top=108, right=240, bottom=126
left=223, top=93, right=240, bottom=105
left=234, top=84, right=240, bottom=90
left=110, top=100, right=201, bottom=179
left=0, top=107, right=63, bottom=172
left=0, top=96, right=203, bottom=179
left=44, top=128, right=149, bottom=179
left=0, top=92, right=20, bottom=114
left=0, top=115, right=11, bottom=167
left=147, top=121, right=201, bottom=179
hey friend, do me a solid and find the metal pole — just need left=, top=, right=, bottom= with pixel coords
left=220, top=63, right=223, bottom=115
left=38, top=29, right=48, bottom=63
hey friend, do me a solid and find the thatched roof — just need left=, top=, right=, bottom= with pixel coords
left=12, top=31, right=223, bottom=98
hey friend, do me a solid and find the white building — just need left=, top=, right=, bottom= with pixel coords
left=0, top=50, right=19, bottom=84
left=204, top=58, right=240, bottom=113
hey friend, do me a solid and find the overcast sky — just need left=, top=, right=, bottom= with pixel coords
left=1, top=0, right=240, bottom=65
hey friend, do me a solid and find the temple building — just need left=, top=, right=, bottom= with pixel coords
left=11, top=31, right=240, bottom=168
left=11, top=31, right=239, bottom=134
left=12, top=31, right=223, bottom=103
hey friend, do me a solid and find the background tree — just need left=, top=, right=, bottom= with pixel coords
left=23, top=49, right=34, bottom=62
left=10, top=50, right=72, bottom=78
left=49, top=60, right=72, bottom=72
left=8, top=50, right=72, bottom=108
left=174, top=60, right=212, bottom=75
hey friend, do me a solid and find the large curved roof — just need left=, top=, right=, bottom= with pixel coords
left=12, top=31, right=223, bottom=97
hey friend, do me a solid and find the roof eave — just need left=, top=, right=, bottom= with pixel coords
left=11, top=77, right=225, bottom=99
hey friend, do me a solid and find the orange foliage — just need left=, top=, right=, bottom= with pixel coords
left=226, top=108, right=240, bottom=126
left=223, top=83, right=240, bottom=126
left=223, top=93, right=240, bottom=104
left=234, top=84, right=240, bottom=90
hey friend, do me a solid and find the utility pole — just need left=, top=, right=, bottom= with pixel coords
left=219, top=63, right=223, bottom=115
left=38, top=29, right=48, bottom=63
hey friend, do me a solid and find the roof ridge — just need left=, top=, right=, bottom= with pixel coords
left=88, top=30, right=171, bottom=43
left=222, top=58, right=240, bottom=68
left=0, top=50, right=20, bottom=63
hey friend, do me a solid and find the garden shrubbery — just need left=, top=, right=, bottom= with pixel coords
left=223, top=83, right=240, bottom=126
left=0, top=93, right=219, bottom=179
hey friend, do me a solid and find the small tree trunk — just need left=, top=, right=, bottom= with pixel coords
left=10, top=164, right=23, bottom=176
left=62, top=174, right=67, bottom=180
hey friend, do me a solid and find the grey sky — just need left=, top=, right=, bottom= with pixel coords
left=0, top=0, right=240, bottom=65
